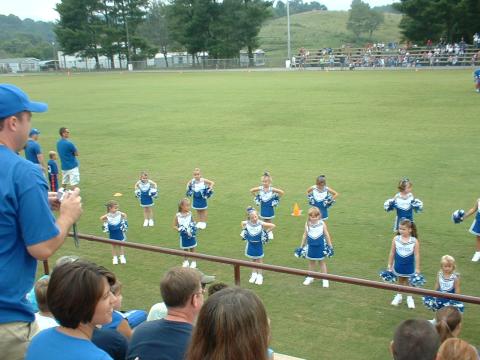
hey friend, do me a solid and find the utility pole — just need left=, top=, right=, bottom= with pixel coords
left=286, top=0, right=291, bottom=62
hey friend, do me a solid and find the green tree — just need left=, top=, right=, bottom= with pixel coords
left=346, top=0, right=372, bottom=39
left=367, top=10, right=385, bottom=39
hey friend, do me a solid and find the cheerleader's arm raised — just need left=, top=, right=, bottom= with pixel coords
left=203, top=178, right=215, bottom=188
left=149, top=180, right=158, bottom=188
left=463, top=200, right=479, bottom=219
left=323, top=222, right=333, bottom=247
left=414, top=240, right=421, bottom=274
left=134, top=180, right=140, bottom=190
left=306, top=186, right=315, bottom=195
left=121, top=212, right=127, bottom=219
left=387, top=238, right=396, bottom=271
left=250, top=186, right=261, bottom=195
left=271, top=187, right=285, bottom=196
left=328, top=187, right=339, bottom=200
left=262, top=222, right=276, bottom=231
left=99, top=214, right=108, bottom=221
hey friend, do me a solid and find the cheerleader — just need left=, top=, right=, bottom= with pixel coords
left=186, top=168, right=214, bottom=229
left=173, top=198, right=198, bottom=268
left=134, top=171, right=158, bottom=227
left=249, top=171, right=284, bottom=239
left=387, top=218, right=420, bottom=309
left=462, top=199, right=480, bottom=262
left=384, top=178, right=423, bottom=232
left=423, top=255, right=463, bottom=312
left=241, top=207, right=275, bottom=285
left=306, top=175, right=338, bottom=220
left=300, top=207, right=333, bottom=287
left=100, top=200, right=128, bottom=265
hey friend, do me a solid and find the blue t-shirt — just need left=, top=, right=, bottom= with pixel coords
left=26, top=327, right=112, bottom=360
left=56, top=138, right=78, bottom=171
left=0, top=146, right=59, bottom=324
left=103, top=310, right=124, bottom=330
left=48, top=159, right=59, bottom=175
left=127, top=319, right=193, bottom=360
left=24, top=139, right=42, bottom=164
left=92, top=328, right=128, bottom=360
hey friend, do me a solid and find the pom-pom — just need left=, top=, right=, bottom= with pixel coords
left=307, top=193, right=315, bottom=206
left=423, top=296, right=442, bottom=311
left=120, top=220, right=128, bottom=232
left=411, top=198, right=423, bottom=213
left=323, top=244, right=334, bottom=258
left=254, top=194, right=261, bottom=206
left=422, top=296, right=465, bottom=313
left=294, top=246, right=307, bottom=259
left=202, top=187, right=213, bottom=199
left=451, top=209, right=465, bottom=224
left=409, top=273, right=426, bottom=287
left=271, top=194, right=280, bottom=207
left=134, top=189, right=141, bottom=198
left=102, top=222, right=109, bottom=233
left=240, top=229, right=247, bottom=240
left=186, top=183, right=193, bottom=197
left=379, top=269, right=397, bottom=283
left=323, top=194, right=335, bottom=208
left=179, top=223, right=197, bottom=238
left=441, top=300, right=465, bottom=313
left=384, top=198, right=396, bottom=212
left=261, top=230, right=269, bottom=244
left=149, top=188, right=158, bottom=198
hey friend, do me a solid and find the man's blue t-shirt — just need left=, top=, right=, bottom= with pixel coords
left=0, top=146, right=59, bottom=324
left=48, top=159, right=59, bottom=175
left=26, top=327, right=113, bottom=360
left=127, top=319, right=193, bottom=360
left=24, top=139, right=42, bottom=164
left=56, top=138, right=78, bottom=171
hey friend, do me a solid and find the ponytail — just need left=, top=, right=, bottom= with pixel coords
left=436, top=320, right=454, bottom=343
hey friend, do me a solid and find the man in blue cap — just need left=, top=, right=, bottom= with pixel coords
left=24, top=127, right=46, bottom=173
left=0, top=84, right=83, bottom=359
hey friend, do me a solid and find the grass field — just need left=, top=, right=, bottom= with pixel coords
left=6, top=69, right=480, bottom=359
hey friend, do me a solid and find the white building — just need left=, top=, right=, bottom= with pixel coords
left=0, top=58, right=40, bottom=73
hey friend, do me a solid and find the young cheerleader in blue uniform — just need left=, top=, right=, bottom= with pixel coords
left=241, top=207, right=275, bottom=285
left=134, top=171, right=158, bottom=227
left=173, top=198, right=198, bottom=268
left=100, top=200, right=128, bottom=265
left=299, top=207, right=333, bottom=287
left=460, top=198, right=480, bottom=262
left=306, top=175, right=338, bottom=220
left=250, top=172, right=284, bottom=239
left=384, top=178, right=423, bottom=232
left=186, top=168, right=214, bottom=229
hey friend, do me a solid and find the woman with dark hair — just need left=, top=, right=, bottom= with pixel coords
left=186, top=287, right=270, bottom=360
left=26, top=259, right=116, bottom=360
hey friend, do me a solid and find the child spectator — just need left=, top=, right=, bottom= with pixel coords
left=102, top=280, right=133, bottom=339
left=47, top=151, right=59, bottom=192
left=434, top=306, right=462, bottom=344
left=34, top=277, right=57, bottom=331
left=437, top=338, right=478, bottom=360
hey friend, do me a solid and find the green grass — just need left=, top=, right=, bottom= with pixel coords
left=259, top=10, right=402, bottom=62
left=7, top=69, right=480, bottom=359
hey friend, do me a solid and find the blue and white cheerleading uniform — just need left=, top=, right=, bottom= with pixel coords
left=305, top=220, right=326, bottom=260
left=243, top=221, right=265, bottom=259
left=392, top=193, right=415, bottom=231
left=469, top=199, right=480, bottom=236
left=188, top=178, right=209, bottom=210
left=177, top=212, right=197, bottom=249
left=106, top=212, right=127, bottom=241
left=309, top=186, right=332, bottom=220
left=137, top=181, right=157, bottom=207
left=256, top=186, right=279, bottom=220
left=393, top=235, right=417, bottom=277
left=423, top=272, right=463, bottom=312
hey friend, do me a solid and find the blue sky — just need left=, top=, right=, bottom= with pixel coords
left=0, top=0, right=396, bottom=22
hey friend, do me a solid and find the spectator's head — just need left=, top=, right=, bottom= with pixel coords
left=207, top=282, right=228, bottom=297
left=390, top=319, right=440, bottom=360
left=186, top=287, right=269, bottom=360
left=29, top=128, right=40, bottom=140
left=436, top=338, right=478, bottom=360
left=49, top=151, right=57, bottom=160
left=55, top=255, right=79, bottom=267
left=111, top=280, right=123, bottom=311
left=160, top=267, right=203, bottom=321
left=435, top=306, right=462, bottom=343
left=47, top=259, right=116, bottom=329
left=34, top=277, right=50, bottom=314
left=0, top=84, right=47, bottom=151
left=59, top=127, right=70, bottom=138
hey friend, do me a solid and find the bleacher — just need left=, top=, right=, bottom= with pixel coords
left=295, top=44, right=480, bottom=69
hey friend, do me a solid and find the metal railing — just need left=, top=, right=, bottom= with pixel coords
left=64, top=233, right=480, bottom=305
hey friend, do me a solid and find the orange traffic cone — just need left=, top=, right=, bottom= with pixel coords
left=291, top=203, right=302, bottom=216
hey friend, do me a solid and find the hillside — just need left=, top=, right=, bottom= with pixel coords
left=258, top=10, right=402, bottom=61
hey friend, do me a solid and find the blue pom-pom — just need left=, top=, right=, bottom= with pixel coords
left=452, top=209, right=465, bottom=224
left=240, top=229, right=247, bottom=240
left=323, top=244, right=334, bottom=258
left=384, top=198, right=395, bottom=212
left=422, top=296, right=465, bottom=313
left=254, top=194, right=261, bottom=206
left=323, top=194, right=335, bottom=208
left=102, top=222, right=109, bottom=233
left=409, top=273, right=426, bottom=287
left=379, top=269, right=397, bottom=283
left=423, top=296, right=442, bottom=311
left=202, top=187, right=213, bottom=199
left=294, top=246, right=307, bottom=258
left=441, top=300, right=465, bottom=313
left=307, top=193, right=315, bottom=206
left=120, top=219, right=128, bottom=232
left=271, top=194, right=280, bottom=207
left=179, top=223, right=196, bottom=238
left=186, top=183, right=193, bottom=197
left=261, top=230, right=269, bottom=244
left=149, top=188, right=158, bottom=198
left=411, top=198, right=423, bottom=213
left=134, top=189, right=141, bottom=198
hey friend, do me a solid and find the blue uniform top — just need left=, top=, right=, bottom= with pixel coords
left=56, top=138, right=78, bottom=170
left=474, top=68, right=480, bottom=79
left=437, top=272, right=458, bottom=294
left=24, top=139, right=42, bottom=164
left=393, top=235, right=417, bottom=276
left=0, top=146, right=59, bottom=324
left=48, top=159, right=59, bottom=175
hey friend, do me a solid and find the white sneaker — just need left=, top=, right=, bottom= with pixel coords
left=196, top=222, right=206, bottom=230
left=148, top=219, right=154, bottom=226
left=303, top=277, right=314, bottom=286
left=322, top=279, right=329, bottom=288
left=143, top=219, right=149, bottom=227
left=471, top=251, right=480, bottom=262
left=182, top=260, right=189, bottom=268
left=119, top=255, right=126, bottom=264
left=190, top=261, right=197, bottom=269
left=407, top=296, right=415, bottom=309
left=391, top=294, right=403, bottom=306
left=255, top=274, right=263, bottom=285
left=267, top=231, right=274, bottom=240
left=112, top=256, right=118, bottom=265
left=249, top=272, right=258, bottom=283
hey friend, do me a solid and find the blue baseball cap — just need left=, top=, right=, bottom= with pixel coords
left=0, top=84, right=48, bottom=118
left=29, top=128, right=40, bottom=136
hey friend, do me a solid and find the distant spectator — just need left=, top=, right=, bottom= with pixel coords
left=92, top=328, right=128, bottom=360
left=26, top=260, right=116, bottom=360
left=127, top=267, right=205, bottom=360
left=436, top=338, right=478, bottom=360
left=56, top=127, right=79, bottom=188
left=33, top=278, right=57, bottom=331
left=103, top=280, right=132, bottom=339
left=186, top=287, right=270, bottom=360
left=24, top=128, right=46, bottom=172
left=207, top=282, right=228, bottom=297
left=474, top=33, right=479, bottom=49
left=434, top=306, right=462, bottom=344
left=47, top=151, right=59, bottom=192
left=390, top=319, right=440, bottom=360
